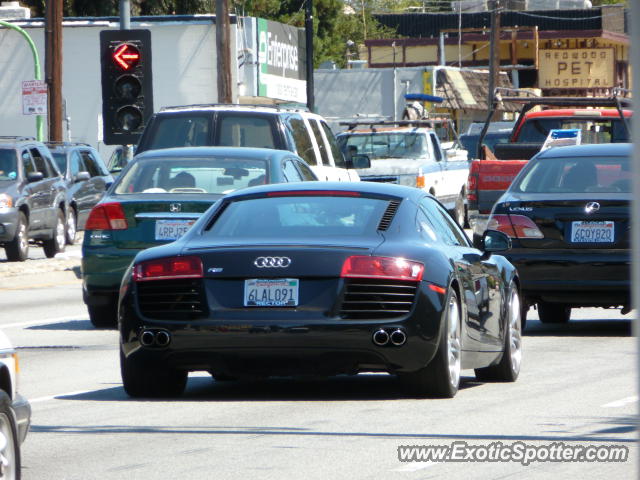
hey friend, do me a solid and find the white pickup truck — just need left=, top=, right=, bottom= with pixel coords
left=337, top=122, right=470, bottom=226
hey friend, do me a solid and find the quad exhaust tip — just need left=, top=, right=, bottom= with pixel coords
left=390, top=329, right=407, bottom=346
left=140, top=329, right=172, bottom=348
left=372, top=329, right=390, bottom=346
left=372, top=328, right=406, bottom=347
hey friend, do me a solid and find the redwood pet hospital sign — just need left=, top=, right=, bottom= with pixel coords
left=538, top=48, right=615, bottom=89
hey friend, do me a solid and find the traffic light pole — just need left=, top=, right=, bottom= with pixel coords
left=119, top=0, right=132, bottom=160
left=0, top=21, right=44, bottom=141
left=119, top=0, right=130, bottom=30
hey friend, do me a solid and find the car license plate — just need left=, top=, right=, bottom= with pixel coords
left=155, top=219, right=196, bottom=240
left=244, top=279, right=299, bottom=307
left=570, top=221, right=614, bottom=243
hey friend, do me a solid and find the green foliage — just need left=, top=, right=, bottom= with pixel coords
left=19, top=0, right=397, bottom=67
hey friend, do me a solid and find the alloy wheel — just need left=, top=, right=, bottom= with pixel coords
left=447, top=295, right=461, bottom=389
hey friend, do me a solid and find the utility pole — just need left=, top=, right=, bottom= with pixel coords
left=487, top=0, right=501, bottom=116
left=305, top=0, right=314, bottom=112
left=45, top=0, right=63, bottom=142
left=216, top=0, right=232, bottom=103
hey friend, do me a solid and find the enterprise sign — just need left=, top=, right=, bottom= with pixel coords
left=257, top=18, right=306, bottom=103
left=539, top=48, right=615, bottom=89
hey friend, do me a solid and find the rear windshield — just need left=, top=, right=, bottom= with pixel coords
left=517, top=118, right=629, bottom=143
left=114, top=156, right=268, bottom=194
left=207, top=195, right=392, bottom=238
left=459, top=132, right=511, bottom=155
left=514, top=155, right=630, bottom=194
left=338, top=132, right=427, bottom=159
left=146, top=115, right=211, bottom=150
left=216, top=114, right=276, bottom=149
left=0, top=149, right=18, bottom=181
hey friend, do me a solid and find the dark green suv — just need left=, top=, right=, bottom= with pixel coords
left=0, top=137, right=67, bottom=261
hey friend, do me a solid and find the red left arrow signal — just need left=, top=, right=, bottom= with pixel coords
left=112, top=43, right=141, bottom=70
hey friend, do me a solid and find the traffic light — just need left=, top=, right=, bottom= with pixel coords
left=100, top=29, right=153, bottom=145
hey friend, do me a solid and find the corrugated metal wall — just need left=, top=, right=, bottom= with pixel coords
left=374, top=9, right=614, bottom=39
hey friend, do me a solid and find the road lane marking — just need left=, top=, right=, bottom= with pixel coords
left=393, top=463, right=436, bottom=472
left=602, top=396, right=637, bottom=408
left=2, top=315, right=87, bottom=329
left=0, top=279, right=81, bottom=291
left=30, top=389, right=97, bottom=404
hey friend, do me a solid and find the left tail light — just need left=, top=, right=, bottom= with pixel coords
left=488, top=214, right=544, bottom=239
left=133, top=256, right=203, bottom=282
left=85, top=202, right=128, bottom=230
left=341, top=255, right=424, bottom=282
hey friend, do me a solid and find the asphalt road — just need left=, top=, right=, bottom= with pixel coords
left=0, top=252, right=636, bottom=479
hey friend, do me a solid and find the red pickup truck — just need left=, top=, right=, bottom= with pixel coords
left=466, top=95, right=632, bottom=245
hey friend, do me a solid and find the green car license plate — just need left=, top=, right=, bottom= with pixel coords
left=155, top=219, right=196, bottom=241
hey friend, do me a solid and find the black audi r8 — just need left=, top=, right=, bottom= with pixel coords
left=487, top=143, right=631, bottom=327
left=118, top=182, right=522, bottom=399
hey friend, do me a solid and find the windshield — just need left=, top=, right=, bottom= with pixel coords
left=207, top=195, right=392, bottom=238
left=514, top=155, right=630, bottom=194
left=114, top=156, right=268, bottom=194
left=517, top=118, right=629, bottom=143
left=0, top=149, right=18, bottom=181
left=339, top=132, right=427, bottom=159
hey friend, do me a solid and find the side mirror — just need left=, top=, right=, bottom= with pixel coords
left=347, top=154, right=371, bottom=169
left=482, top=230, right=512, bottom=253
left=74, top=171, right=91, bottom=183
left=27, top=171, right=44, bottom=183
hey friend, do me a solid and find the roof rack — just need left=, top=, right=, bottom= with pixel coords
left=339, top=119, right=451, bottom=130
left=160, top=103, right=309, bottom=113
left=0, top=136, right=35, bottom=142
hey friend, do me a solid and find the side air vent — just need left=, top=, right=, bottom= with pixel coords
left=137, top=279, right=206, bottom=320
left=377, top=200, right=401, bottom=231
left=339, top=278, right=418, bottom=320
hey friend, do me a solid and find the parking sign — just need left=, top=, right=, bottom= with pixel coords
left=22, top=80, right=47, bottom=115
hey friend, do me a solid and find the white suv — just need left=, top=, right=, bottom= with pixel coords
left=135, top=105, right=360, bottom=182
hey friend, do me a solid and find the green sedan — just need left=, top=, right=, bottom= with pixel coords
left=82, top=146, right=317, bottom=327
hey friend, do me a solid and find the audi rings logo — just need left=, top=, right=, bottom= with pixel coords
left=585, top=201, right=600, bottom=214
left=254, top=256, right=292, bottom=268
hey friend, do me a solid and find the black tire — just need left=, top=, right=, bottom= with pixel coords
left=537, top=302, right=571, bottom=324
left=0, top=391, right=21, bottom=480
left=475, top=283, right=522, bottom=382
left=120, top=348, right=187, bottom=398
left=4, top=212, right=28, bottom=262
left=400, top=289, right=461, bottom=398
left=42, top=209, right=65, bottom=258
left=88, top=305, right=118, bottom=329
left=65, top=207, right=77, bottom=245
left=520, top=301, right=529, bottom=331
